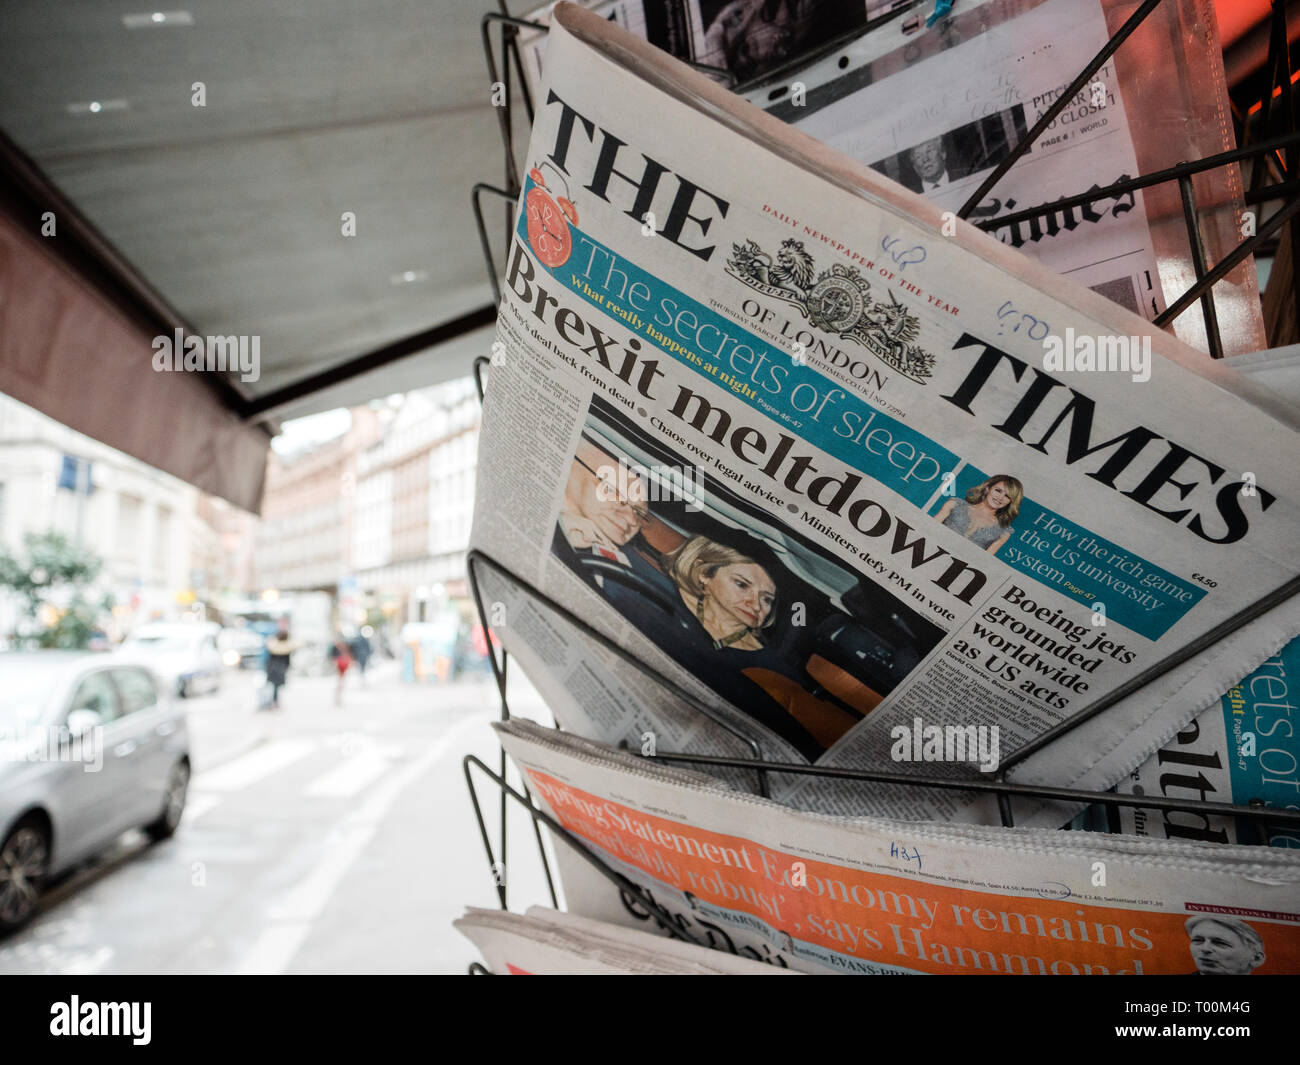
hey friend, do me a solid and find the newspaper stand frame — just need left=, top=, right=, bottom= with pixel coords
left=460, top=0, right=1300, bottom=968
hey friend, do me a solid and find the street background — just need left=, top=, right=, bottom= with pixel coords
left=0, top=661, right=560, bottom=975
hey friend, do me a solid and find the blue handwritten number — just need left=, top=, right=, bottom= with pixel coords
left=881, top=234, right=926, bottom=271
left=996, top=299, right=1050, bottom=340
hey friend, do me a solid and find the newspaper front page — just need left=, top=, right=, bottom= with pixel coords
left=469, top=3, right=1300, bottom=822
left=497, top=719, right=1300, bottom=975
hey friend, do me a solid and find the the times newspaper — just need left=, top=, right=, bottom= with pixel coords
left=469, top=3, right=1300, bottom=823
left=497, top=719, right=1300, bottom=975
left=517, top=0, right=1265, bottom=356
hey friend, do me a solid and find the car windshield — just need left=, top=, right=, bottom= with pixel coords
left=0, top=661, right=64, bottom=728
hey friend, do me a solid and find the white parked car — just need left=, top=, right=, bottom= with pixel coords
left=0, top=652, right=190, bottom=932
left=116, top=622, right=222, bottom=698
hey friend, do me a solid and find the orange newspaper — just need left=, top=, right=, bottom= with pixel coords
left=497, top=719, right=1300, bottom=975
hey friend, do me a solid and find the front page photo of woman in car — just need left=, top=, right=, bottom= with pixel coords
left=551, top=396, right=945, bottom=760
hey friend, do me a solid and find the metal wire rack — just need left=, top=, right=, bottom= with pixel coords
left=460, top=0, right=1300, bottom=966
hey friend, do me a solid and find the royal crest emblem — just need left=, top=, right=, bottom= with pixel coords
left=808, top=272, right=868, bottom=332
left=725, top=237, right=935, bottom=382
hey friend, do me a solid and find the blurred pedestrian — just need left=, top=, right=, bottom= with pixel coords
left=263, top=618, right=296, bottom=709
left=329, top=634, right=354, bottom=705
left=350, top=628, right=373, bottom=687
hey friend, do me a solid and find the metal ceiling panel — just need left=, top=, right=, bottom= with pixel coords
left=0, top=0, right=509, bottom=484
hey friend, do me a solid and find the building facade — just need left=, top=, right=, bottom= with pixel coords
left=0, top=392, right=199, bottom=637
left=252, top=407, right=383, bottom=596
left=350, top=379, right=480, bottom=624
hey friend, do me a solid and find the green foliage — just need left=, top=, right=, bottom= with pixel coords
left=37, top=593, right=114, bottom=649
left=0, top=531, right=110, bottom=648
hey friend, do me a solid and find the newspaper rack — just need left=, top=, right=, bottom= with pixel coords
left=460, top=0, right=1300, bottom=969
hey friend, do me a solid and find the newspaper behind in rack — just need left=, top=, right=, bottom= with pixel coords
left=469, top=3, right=1300, bottom=822
left=516, top=0, right=915, bottom=92
left=747, top=0, right=1169, bottom=323
left=739, top=0, right=1264, bottom=357
left=1108, top=635, right=1300, bottom=849
left=497, top=719, right=1300, bottom=975
left=455, top=904, right=794, bottom=973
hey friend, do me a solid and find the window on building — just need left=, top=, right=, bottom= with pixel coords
left=117, top=494, right=142, bottom=559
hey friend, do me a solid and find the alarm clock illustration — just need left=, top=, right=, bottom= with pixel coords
left=524, top=162, right=578, bottom=268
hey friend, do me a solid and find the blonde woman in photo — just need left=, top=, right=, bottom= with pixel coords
left=664, top=536, right=779, bottom=651
left=935, top=474, right=1023, bottom=556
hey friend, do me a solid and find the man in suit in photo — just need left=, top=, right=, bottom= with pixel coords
left=908, top=136, right=953, bottom=193
left=552, top=438, right=671, bottom=598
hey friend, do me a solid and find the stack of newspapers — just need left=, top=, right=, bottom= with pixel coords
left=455, top=904, right=796, bottom=974
left=464, top=1, right=1300, bottom=974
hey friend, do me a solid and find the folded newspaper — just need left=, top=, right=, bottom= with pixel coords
left=496, top=718, right=1300, bottom=974
left=455, top=904, right=795, bottom=973
left=1230, top=343, right=1300, bottom=409
left=1110, top=635, right=1300, bottom=849
left=470, top=2, right=1300, bottom=824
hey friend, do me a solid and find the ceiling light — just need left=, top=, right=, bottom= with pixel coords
left=122, top=11, right=194, bottom=28
left=66, top=99, right=130, bottom=116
